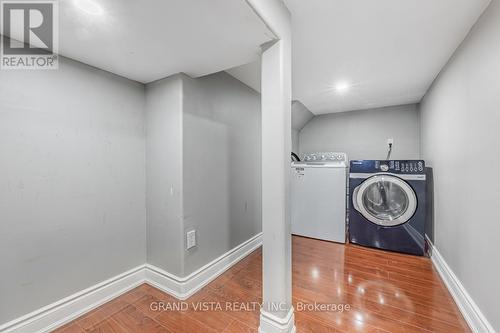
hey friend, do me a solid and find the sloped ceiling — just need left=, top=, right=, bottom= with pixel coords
left=228, top=0, right=491, bottom=114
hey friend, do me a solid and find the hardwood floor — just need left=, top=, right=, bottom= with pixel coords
left=53, top=236, right=470, bottom=332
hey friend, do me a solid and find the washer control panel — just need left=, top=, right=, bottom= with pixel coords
left=303, top=152, right=347, bottom=162
left=350, top=160, right=425, bottom=174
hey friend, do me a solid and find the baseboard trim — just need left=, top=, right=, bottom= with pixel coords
left=0, top=266, right=146, bottom=333
left=146, top=232, right=263, bottom=300
left=1, top=233, right=263, bottom=333
left=426, top=236, right=495, bottom=333
left=259, top=307, right=296, bottom=333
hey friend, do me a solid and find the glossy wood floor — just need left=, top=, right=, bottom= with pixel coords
left=53, top=236, right=470, bottom=332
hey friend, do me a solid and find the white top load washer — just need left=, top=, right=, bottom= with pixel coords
left=291, top=152, right=348, bottom=243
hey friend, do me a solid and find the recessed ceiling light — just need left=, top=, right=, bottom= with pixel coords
left=334, top=81, right=351, bottom=94
left=74, top=0, right=103, bottom=15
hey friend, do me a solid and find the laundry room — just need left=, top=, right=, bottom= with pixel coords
left=1, top=1, right=499, bottom=333
left=289, top=101, right=428, bottom=251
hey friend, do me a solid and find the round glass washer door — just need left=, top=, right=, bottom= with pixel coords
left=353, top=175, right=417, bottom=227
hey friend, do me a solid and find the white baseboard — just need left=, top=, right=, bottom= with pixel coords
left=0, top=233, right=262, bottom=333
left=426, top=236, right=495, bottom=333
left=259, top=307, right=296, bottom=333
left=0, top=266, right=146, bottom=333
left=146, top=232, right=263, bottom=300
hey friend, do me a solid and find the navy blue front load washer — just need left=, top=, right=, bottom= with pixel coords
left=348, top=160, right=427, bottom=256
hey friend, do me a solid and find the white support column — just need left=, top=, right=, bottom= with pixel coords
left=245, top=1, right=294, bottom=332
left=259, top=39, right=294, bottom=333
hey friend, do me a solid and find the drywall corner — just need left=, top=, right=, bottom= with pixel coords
left=145, top=74, right=185, bottom=277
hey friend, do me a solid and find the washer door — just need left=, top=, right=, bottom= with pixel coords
left=353, top=175, right=417, bottom=227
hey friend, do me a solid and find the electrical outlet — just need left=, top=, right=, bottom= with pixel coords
left=387, top=138, right=394, bottom=145
left=186, top=230, right=196, bottom=250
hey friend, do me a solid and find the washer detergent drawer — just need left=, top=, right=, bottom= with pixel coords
left=291, top=166, right=347, bottom=243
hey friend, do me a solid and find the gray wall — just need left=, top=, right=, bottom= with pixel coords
left=299, top=104, right=420, bottom=160
left=182, top=72, right=261, bottom=275
left=145, top=72, right=261, bottom=277
left=420, top=0, right=499, bottom=329
left=291, top=101, right=314, bottom=154
left=1, top=62, right=261, bottom=323
left=0, top=57, right=146, bottom=323
left=145, top=75, right=184, bottom=276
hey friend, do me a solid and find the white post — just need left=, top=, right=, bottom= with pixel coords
left=245, top=1, right=294, bottom=332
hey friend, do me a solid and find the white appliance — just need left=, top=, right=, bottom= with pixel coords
left=291, top=152, right=348, bottom=243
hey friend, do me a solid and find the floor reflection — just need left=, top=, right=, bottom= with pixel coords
left=291, top=235, right=471, bottom=332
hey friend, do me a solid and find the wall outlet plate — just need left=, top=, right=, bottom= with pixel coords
left=387, top=138, right=394, bottom=145
left=186, top=230, right=196, bottom=250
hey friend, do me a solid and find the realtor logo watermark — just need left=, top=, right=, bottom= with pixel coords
left=1, top=0, right=58, bottom=69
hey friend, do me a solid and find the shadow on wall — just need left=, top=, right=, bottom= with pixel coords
left=291, top=101, right=314, bottom=155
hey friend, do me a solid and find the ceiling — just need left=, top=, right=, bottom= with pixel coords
left=3, top=0, right=490, bottom=108
left=4, top=0, right=275, bottom=83
left=228, top=0, right=490, bottom=114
